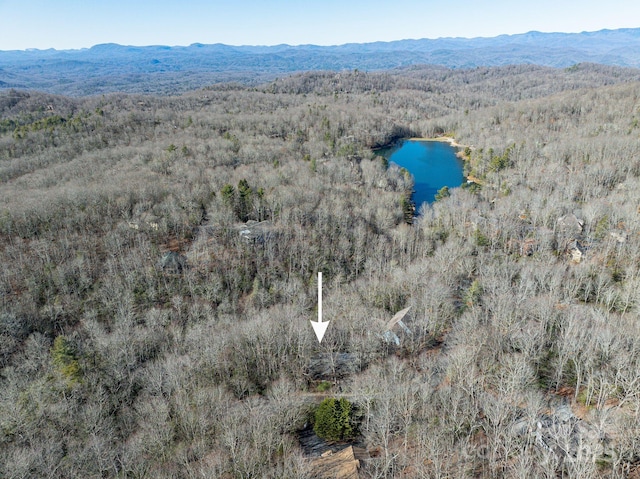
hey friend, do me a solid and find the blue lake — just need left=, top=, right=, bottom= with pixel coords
left=379, top=140, right=464, bottom=209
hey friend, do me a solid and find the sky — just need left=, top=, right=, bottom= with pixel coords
left=1, top=0, right=639, bottom=51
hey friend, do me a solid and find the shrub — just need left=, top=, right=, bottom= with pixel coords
left=316, top=381, right=332, bottom=392
left=51, top=336, right=82, bottom=385
left=464, top=279, right=483, bottom=308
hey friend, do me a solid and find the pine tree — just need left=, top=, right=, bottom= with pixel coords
left=314, top=397, right=356, bottom=441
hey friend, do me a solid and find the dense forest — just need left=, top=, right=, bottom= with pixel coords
left=2, top=63, right=640, bottom=477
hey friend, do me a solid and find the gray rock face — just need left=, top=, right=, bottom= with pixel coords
left=308, top=353, right=360, bottom=380
left=511, top=400, right=611, bottom=465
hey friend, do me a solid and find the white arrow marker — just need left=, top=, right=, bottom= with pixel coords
left=310, top=272, right=330, bottom=343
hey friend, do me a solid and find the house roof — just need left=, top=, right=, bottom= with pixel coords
left=386, top=307, right=411, bottom=330
left=238, top=220, right=273, bottom=242
left=311, top=446, right=360, bottom=479
left=557, top=214, right=584, bottom=233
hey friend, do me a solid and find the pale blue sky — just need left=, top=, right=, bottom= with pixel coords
left=1, top=0, right=639, bottom=50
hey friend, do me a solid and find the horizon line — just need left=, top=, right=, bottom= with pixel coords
left=2, top=26, right=637, bottom=54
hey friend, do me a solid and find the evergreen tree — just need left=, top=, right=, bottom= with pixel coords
left=314, top=397, right=356, bottom=441
left=435, top=185, right=450, bottom=201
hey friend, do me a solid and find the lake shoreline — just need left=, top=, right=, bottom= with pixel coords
left=375, top=135, right=469, bottom=155
left=408, top=136, right=466, bottom=155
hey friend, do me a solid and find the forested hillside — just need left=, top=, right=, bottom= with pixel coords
left=2, top=28, right=640, bottom=95
left=2, top=64, right=640, bottom=477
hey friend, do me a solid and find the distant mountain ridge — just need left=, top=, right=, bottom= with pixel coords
left=1, top=28, right=640, bottom=96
